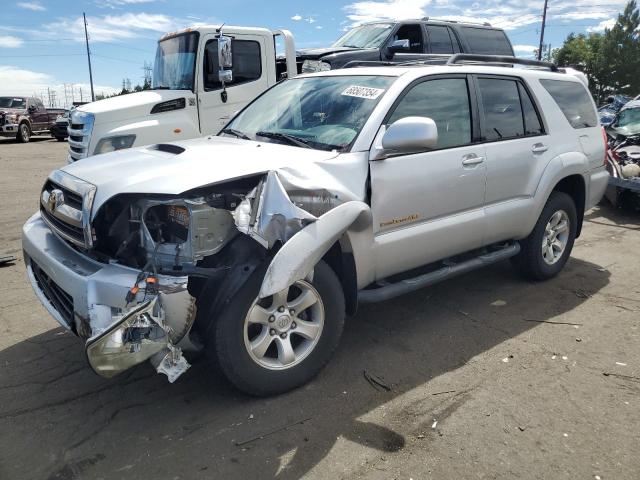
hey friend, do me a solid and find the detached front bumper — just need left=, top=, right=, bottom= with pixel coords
left=0, top=123, right=19, bottom=137
left=22, top=212, right=194, bottom=381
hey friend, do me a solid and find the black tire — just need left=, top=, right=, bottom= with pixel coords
left=512, top=191, right=577, bottom=281
left=55, top=136, right=66, bottom=142
left=16, top=123, right=30, bottom=143
left=210, top=260, right=345, bottom=396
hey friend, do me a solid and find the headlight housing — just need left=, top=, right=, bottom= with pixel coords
left=93, top=134, right=136, bottom=155
left=301, top=60, right=331, bottom=73
left=6, top=113, right=18, bottom=123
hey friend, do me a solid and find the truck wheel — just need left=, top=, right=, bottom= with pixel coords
left=55, top=136, right=66, bottom=142
left=16, top=123, right=30, bottom=143
left=210, top=260, right=345, bottom=396
left=512, top=191, right=577, bottom=281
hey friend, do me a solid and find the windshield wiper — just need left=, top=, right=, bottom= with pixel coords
left=256, top=131, right=312, bottom=148
left=220, top=128, right=251, bottom=140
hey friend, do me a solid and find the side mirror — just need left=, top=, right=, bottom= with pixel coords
left=28, top=105, right=37, bottom=112
left=389, top=38, right=410, bottom=52
left=381, top=117, right=438, bottom=155
left=218, top=35, right=233, bottom=83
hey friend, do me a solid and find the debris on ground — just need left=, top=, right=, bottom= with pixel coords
left=0, top=254, right=16, bottom=266
left=576, top=338, right=582, bottom=342
left=431, top=419, right=438, bottom=429
left=522, top=319, right=583, bottom=326
left=363, top=370, right=391, bottom=392
left=574, top=289, right=592, bottom=299
left=615, top=362, right=627, bottom=366
left=234, top=417, right=312, bottom=446
left=491, top=300, right=507, bottom=306
left=431, top=390, right=456, bottom=396
left=502, top=355, right=514, bottom=363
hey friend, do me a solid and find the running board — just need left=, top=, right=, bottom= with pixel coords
left=358, top=243, right=520, bottom=304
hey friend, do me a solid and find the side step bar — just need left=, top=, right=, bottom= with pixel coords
left=358, top=243, right=520, bottom=304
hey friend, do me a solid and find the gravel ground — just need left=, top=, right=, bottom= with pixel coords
left=0, top=137, right=639, bottom=480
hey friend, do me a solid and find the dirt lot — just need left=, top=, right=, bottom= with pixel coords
left=0, top=137, right=639, bottom=480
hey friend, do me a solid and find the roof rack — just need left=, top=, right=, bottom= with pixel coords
left=342, top=56, right=450, bottom=69
left=421, top=17, right=491, bottom=27
left=446, top=54, right=559, bottom=72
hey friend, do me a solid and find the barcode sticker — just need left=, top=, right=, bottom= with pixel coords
left=341, top=85, right=385, bottom=99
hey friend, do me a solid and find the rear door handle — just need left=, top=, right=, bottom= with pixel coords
left=532, top=143, right=549, bottom=153
left=461, top=154, right=484, bottom=166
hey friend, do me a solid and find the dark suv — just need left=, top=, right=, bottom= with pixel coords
left=297, top=19, right=514, bottom=73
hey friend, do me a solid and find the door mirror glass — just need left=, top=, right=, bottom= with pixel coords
left=381, top=116, right=438, bottom=155
left=28, top=104, right=37, bottom=112
left=218, top=35, right=233, bottom=83
left=389, top=38, right=410, bottom=52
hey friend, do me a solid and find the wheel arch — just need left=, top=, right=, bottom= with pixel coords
left=551, top=174, right=586, bottom=237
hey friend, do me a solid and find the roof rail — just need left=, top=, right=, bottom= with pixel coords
left=421, top=17, right=491, bottom=27
left=342, top=56, right=449, bottom=69
left=446, top=54, right=559, bottom=72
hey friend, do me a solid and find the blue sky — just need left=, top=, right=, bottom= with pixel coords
left=0, top=0, right=627, bottom=106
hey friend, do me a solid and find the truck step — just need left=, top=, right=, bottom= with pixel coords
left=358, top=242, right=520, bottom=304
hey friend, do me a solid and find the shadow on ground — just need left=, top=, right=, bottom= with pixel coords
left=0, top=257, right=609, bottom=480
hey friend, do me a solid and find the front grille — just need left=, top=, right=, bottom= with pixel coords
left=43, top=179, right=83, bottom=210
left=67, top=111, right=94, bottom=162
left=70, top=146, right=84, bottom=154
left=40, top=205, right=85, bottom=242
left=69, top=135, right=83, bottom=143
left=70, top=123, right=83, bottom=130
left=31, top=259, right=74, bottom=327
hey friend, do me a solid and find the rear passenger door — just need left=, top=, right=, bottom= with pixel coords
left=370, top=75, right=487, bottom=279
left=475, top=75, right=551, bottom=244
left=425, top=25, right=460, bottom=54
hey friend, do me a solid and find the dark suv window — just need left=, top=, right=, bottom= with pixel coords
left=392, top=24, right=424, bottom=53
left=478, top=78, right=544, bottom=141
left=540, top=79, right=597, bottom=129
left=461, top=27, right=513, bottom=55
left=204, top=40, right=262, bottom=90
left=388, top=77, right=472, bottom=149
left=427, top=26, right=454, bottom=54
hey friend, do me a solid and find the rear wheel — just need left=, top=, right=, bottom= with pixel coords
left=210, top=260, right=345, bottom=396
left=512, top=191, right=577, bottom=280
left=55, top=136, right=65, bottom=142
left=16, top=123, right=30, bottom=143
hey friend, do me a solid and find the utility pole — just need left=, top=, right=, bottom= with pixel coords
left=537, top=0, right=549, bottom=61
left=83, top=12, right=95, bottom=102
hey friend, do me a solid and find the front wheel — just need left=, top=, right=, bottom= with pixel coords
left=16, top=123, right=30, bottom=143
left=210, top=260, right=345, bottom=396
left=55, top=136, right=66, bottom=142
left=512, top=191, right=577, bottom=280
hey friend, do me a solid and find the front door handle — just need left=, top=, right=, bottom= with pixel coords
left=461, top=154, right=484, bottom=166
left=532, top=143, right=549, bottom=153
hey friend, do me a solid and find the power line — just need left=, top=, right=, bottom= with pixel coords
left=92, top=53, right=146, bottom=65
left=0, top=53, right=85, bottom=57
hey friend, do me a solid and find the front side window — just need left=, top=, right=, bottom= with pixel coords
left=387, top=77, right=472, bottom=149
left=392, top=24, right=424, bottom=53
left=540, top=79, right=598, bottom=129
left=332, top=23, right=394, bottom=49
left=153, top=32, right=199, bottom=91
left=203, top=40, right=262, bottom=90
left=222, top=75, right=395, bottom=151
left=427, top=26, right=454, bottom=54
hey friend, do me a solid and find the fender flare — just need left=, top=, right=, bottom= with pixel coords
left=259, top=200, right=370, bottom=298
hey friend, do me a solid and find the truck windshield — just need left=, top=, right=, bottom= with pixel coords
left=617, top=107, right=640, bottom=129
left=332, top=23, right=393, bottom=49
left=153, top=32, right=199, bottom=90
left=221, top=75, right=395, bottom=151
left=0, top=97, right=26, bottom=109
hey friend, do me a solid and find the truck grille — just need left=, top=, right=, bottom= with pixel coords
left=67, top=110, right=94, bottom=162
left=30, top=258, right=74, bottom=328
left=39, top=171, right=96, bottom=249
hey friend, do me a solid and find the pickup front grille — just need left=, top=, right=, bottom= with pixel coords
left=30, top=259, right=74, bottom=328
left=43, top=179, right=83, bottom=210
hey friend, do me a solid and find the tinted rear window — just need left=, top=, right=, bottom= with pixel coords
left=427, top=25, right=454, bottom=54
left=540, top=79, right=598, bottom=129
left=461, top=27, right=513, bottom=55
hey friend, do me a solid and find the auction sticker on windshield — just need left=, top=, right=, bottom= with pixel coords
left=342, top=86, right=385, bottom=99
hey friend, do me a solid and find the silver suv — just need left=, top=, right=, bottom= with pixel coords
left=22, top=56, right=609, bottom=396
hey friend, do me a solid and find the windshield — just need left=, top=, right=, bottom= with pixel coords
left=617, top=108, right=640, bottom=129
left=0, top=97, right=26, bottom=109
left=221, top=75, right=395, bottom=151
left=333, top=23, right=393, bottom=49
left=153, top=32, right=199, bottom=90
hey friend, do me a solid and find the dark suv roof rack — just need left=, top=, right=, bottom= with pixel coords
left=446, top=54, right=559, bottom=72
left=421, top=17, right=492, bottom=27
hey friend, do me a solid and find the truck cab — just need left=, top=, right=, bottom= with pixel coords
left=68, top=25, right=296, bottom=162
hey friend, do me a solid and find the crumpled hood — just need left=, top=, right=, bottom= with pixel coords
left=610, top=123, right=640, bottom=137
left=77, top=90, right=190, bottom=125
left=296, top=46, right=361, bottom=59
left=62, top=136, right=342, bottom=216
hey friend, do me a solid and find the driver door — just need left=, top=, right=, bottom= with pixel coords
left=370, top=75, right=487, bottom=280
left=197, top=34, right=271, bottom=135
left=384, top=23, right=428, bottom=63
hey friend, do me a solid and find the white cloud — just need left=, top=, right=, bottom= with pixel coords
left=291, top=14, right=303, bottom=21
left=42, top=13, right=190, bottom=43
left=513, top=44, right=537, bottom=53
left=345, top=0, right=431, bottom=24
left=0, top=66, right=119, bottom=107
left=316, top=26, right=323, bottom=29
left=17, top=2, right=45, bottom=11
left=587, top=18, right=616, bottom=32
left=0, top=35, right=23, bottom=48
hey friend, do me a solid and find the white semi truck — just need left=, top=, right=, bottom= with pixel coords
left=68, top=25, right=297, bottom=162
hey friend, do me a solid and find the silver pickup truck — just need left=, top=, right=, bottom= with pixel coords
left=22, top=56, right=609, bottom=396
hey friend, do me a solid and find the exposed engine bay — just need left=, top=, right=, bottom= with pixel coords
left=605, top=133, right=640, bottom=207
